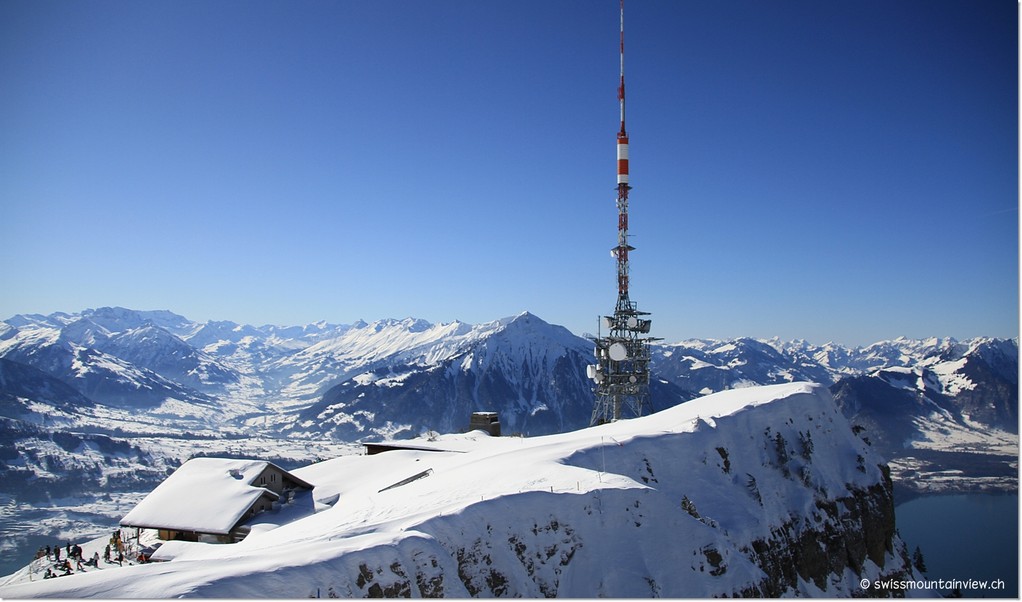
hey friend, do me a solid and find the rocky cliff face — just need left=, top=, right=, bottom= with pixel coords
left=328, top=473, right=913, bottom=599
left=741, top=475, right=906, bottom=597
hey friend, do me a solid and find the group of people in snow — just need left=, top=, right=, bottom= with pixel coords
left=35, top=531, right=130, bottom=580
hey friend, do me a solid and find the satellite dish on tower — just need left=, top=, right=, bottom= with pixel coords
left=609, top=342, right=628, bottom=361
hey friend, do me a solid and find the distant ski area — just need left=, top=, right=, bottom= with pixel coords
left=0, top=306, right=1016, bottom=575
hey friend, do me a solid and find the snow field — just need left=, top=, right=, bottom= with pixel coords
left=0, top=382, right=917, bottom=598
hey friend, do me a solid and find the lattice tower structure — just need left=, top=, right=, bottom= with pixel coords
left=587, top=0, right=660, bottom=426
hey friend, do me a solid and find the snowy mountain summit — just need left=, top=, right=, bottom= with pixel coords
left=1, top=383, right=922, bottom=598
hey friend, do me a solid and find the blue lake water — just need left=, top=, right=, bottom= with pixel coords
left=895, top=493, right=1018, bottom=598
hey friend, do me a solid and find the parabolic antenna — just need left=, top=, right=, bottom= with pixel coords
left=609, top=342, right=628, bottom=361
left=627, top=316, right=638, bottom=328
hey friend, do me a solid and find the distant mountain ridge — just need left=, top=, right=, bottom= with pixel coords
left=1, top=307, right=1016, bottom=436
left=655, top=335, right=1018, bottom=431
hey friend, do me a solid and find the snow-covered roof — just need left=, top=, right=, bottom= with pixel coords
left=363, top=431, right=499, bottom=455
left=120, top=458, right=298, bottom=534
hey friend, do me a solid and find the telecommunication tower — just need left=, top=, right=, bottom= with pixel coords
left=586, top=0, right=659, bottom=426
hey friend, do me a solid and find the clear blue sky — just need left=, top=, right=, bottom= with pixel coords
left=1, top=0, right=1017, bottom=346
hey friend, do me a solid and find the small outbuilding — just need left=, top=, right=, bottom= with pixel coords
left=469, top=412, right=501, bottom=437
left=120, top=458, right=314, bottom=544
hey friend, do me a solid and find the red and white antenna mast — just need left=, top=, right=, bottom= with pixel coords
left=588, top=0, right=658, bottom=426
left=615, top=0, right=632, bottom=303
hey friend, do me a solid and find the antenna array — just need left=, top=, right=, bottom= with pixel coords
left=587, top=0, right=660, bottom=426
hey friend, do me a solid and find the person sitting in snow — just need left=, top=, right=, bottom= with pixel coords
left=43, top=568, right=55, bottom=579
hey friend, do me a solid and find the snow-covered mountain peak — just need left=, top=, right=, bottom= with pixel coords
left=965, top=337, right=1019, bottom=361
left=3, top=312, right=73, bottom=330
left=482, top=311, right=590, bottom=357
left=183, top=320, right=249, bottom=346
left=79, top=307, right=191, bottom=337
left=400, top=317, right=433, bottom=333
left=0, top=323, right=55, bottom=347
left=286, top=311, right=611, bottom=439
left=58, top=317, right=112, bottom=348
left=117, top=323, right=177, bottom=345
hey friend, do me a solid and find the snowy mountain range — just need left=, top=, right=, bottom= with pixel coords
left=1, top=307, right=1016, bottom=470
left=3, top=307, right=1015, bottom=435
left=0, top=383, right=924, bottom=597
left=0, top=307, right=1016, bottom=577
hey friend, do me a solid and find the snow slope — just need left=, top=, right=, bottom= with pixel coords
left=1, top=383, right=921, bottom=598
